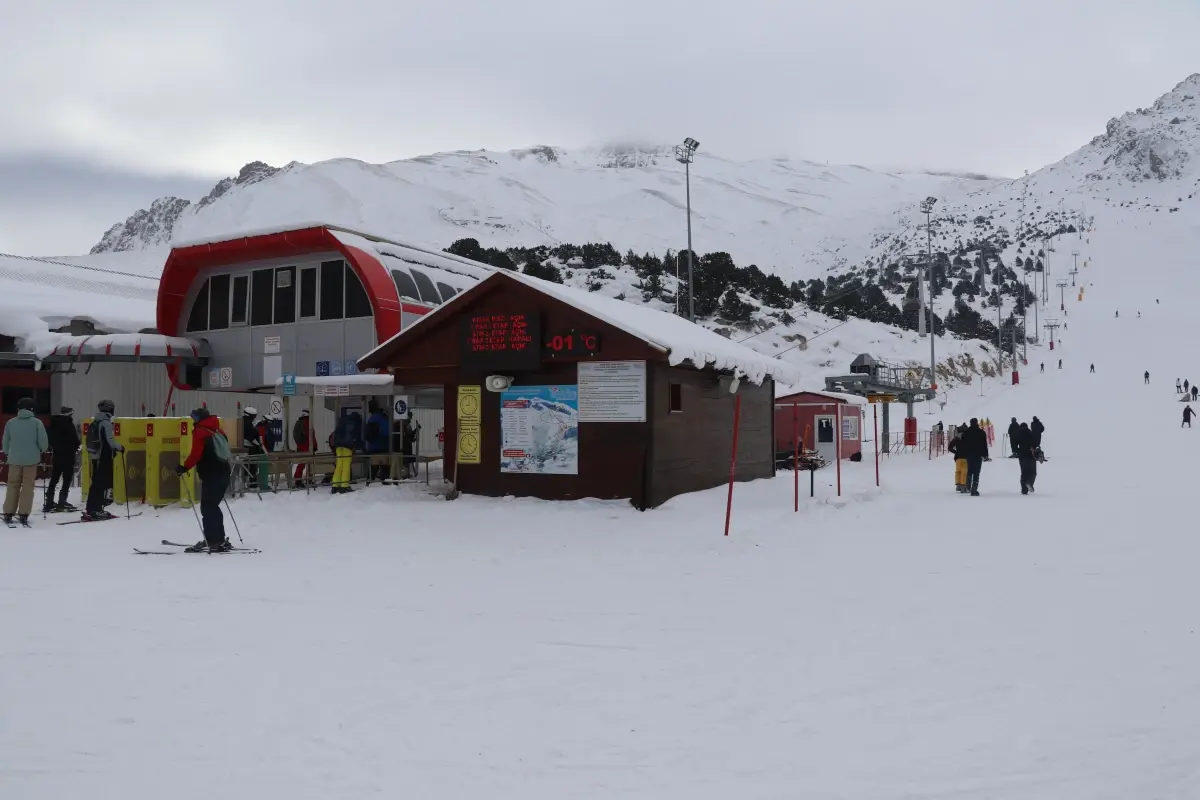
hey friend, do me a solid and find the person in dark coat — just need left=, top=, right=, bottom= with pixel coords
left=364, top=404, right=391, bottom=481
left=1012, top=422, right=1038, bottom=494
left=84, top=399, right=123, bottom=521
left=947, top=424, right=968, bottom=493
left=176, top=408, right=232, bottom=552
left=331, top=410, right=363, bottom=493
left=292, top=409, right=316, bottom=486
left=1007, top=417, right=1020, bottom=458
left=1192, top=385, right=1198, bottom=402
left=958, top=418, right=989, bottom=496
left=1184, top=405, right=1195, bottom=428
left=45, top=406, right=81, bottom=512
left=241, top=407, right=265, bottom=489
left=1030, top=416, right=1045, bottom=449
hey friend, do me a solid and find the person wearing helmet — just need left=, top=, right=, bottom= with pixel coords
left=241, top=406, right=266, bottom=490
left=176, top=408, right=233, bottom=552
left=2, top=396, right=49, bottom=526
left=83, top=399, right=124, bottom=521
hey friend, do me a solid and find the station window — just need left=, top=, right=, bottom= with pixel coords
left=436, top=282, right=459, bottom=303
left=231, top=274, right=249, bottom=326
left=391, top=269, right=421, bottom=303
left=250, top=268, right=274, bottom=326
left=274, top=266, right=296, bottom=324
left=345, top=265, right=373, bottom=318
left=409, top=268, right=441, bottom=305
left=1, top=387, right=51, bottom=415
left=320, top=260, right=344, bottom=320
left=669, top=383, right=683, bottom=413
left=186, top=279, right=210, bottom=332
left=299, top=267, right=317, bottom=319
left=209, top=273, right=230, bottom=330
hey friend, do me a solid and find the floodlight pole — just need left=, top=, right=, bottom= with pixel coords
left=920, top=197, right=938, bottom=392
left=676, top=138, right=699, bottom=322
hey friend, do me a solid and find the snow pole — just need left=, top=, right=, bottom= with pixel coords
left=873, top=404, right=880, bottom=488
left=792, top=401, right=799, bottom=513
left=835, top=403, right=842, bottom=498
left=723, top=394, right=742, bottom=536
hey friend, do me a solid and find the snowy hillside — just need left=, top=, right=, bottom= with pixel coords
left=91, top=143, right=994, bottom=274
left=10, top=202, right=1200, bottom=799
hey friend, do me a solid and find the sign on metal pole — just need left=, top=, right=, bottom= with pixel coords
left=282, top=373, right=297, bottom=397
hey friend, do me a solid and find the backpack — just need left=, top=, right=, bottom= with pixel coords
left=365, top=418, right=381, bottom=442
left=85, top=422, right=101, bottom=456
left=209, top=430, right=232, bottom=462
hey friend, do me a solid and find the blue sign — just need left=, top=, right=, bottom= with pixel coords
left=315, top=360, right=330, bottom=377
left=282, top=373, right=297, bottom=397
left=344, top=359, right=358, bottom=376
left=331, top=360, right=344, bottom=376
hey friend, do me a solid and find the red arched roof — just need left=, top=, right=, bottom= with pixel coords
left=158, top=226, right=404, bottom=388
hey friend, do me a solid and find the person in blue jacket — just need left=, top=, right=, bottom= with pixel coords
left=364, top=403, right=391, bottom=481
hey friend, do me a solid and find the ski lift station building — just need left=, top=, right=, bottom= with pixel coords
left=0, top=225, right=490, bottom=452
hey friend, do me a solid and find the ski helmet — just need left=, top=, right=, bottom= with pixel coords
left=97, top=399, right=115, bottom=414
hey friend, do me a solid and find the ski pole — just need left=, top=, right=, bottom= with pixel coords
left=119, top=452, right=132, bottom=520
left=222, top=497, right=244, bottom=544
left=179, top=472, right=204, bottom=535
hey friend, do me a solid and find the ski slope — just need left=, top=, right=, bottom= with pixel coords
left=5, top=213, right=1200, bottom=798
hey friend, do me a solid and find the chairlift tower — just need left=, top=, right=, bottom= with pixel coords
left=1056, top=280, right=1069, bottom=311
left=1044, top=319, right=1061, bottom=351
left=1069, top=267, right=1079, bottom=287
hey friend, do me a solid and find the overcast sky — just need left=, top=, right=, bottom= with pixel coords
left=2, top=0, right=1197, bottom=255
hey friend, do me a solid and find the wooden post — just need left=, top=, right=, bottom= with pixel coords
left=723, top=394, right=742, bottom=537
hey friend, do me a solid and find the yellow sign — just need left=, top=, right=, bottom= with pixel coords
left=457, top=385, right=482, bottom=465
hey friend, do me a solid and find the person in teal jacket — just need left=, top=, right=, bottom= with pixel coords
left=2, top=397, right=49, bottom=525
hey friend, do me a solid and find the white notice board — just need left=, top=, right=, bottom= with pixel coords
left=578, top=361, right=647, bottom=422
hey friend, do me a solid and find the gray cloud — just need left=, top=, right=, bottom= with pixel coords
left=0, top=155, right=215, bottom=255
left=2, top=0, right=1197, bottom=253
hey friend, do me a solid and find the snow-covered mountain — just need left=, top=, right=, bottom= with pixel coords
left=89, top=143, right=996, bottom=274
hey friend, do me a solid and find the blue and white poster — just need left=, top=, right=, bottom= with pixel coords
left=499, top=385, right=579, bottom=475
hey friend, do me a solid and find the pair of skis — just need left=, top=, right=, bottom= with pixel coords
left=57, top=512, right=144, bottom=526
left=133, top=539, right=261, bottom=556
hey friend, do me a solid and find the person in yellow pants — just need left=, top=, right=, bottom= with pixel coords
left=948, top=424, right=968, bottom=493
left=330, top=408, right=361, bottom=494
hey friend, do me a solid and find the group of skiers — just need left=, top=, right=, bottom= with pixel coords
left=944, top=415, right=1044, bottom=497
left=1, top=399, right=128, bottom=526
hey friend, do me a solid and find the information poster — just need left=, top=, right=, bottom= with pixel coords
left=578, top=361, right=647, bottom=422
left=499, top=385, right=579, bottom=474
left=457, top=385, right=482, bottom=465
left=842, top=414, right=859, bottom=440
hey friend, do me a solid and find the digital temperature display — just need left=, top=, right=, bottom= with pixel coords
left=542, top=329, right=601, bottom=359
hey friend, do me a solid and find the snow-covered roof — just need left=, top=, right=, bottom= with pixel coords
left=39, top=333, right=209, bottom=363
left=775, top=384, right=868, bottom=406
left=363, top=270, right=803, bottom=386
left=0, top=252, right=159, bottom=353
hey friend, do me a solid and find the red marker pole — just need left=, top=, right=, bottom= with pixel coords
left=792, top=401, right=799, bottom=512
left=835, top=404, right=842, bottom=497
left=873, top=403, right=880, bottom=487
left=724, top=394, right=742, bottom=536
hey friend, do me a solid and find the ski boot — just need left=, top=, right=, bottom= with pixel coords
left=210, top=539, right=233, bottom=553
left=17, top=515, right=30, bottom=528
left=54, top=502, right=77, bottom=513
left=2, top=513, right=13, bottom=527
left=184, top=539, right=209, bottom=553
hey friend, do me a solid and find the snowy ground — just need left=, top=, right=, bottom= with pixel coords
left=6, top=216, right=1200, bottom=798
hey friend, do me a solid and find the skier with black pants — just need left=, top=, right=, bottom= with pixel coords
left=84, top=399, right=123, bottom=521
left=1007, top=418, right=1020, bottom=458
left=176, top=408, right=232, bottom=552
left=1012, top=422, right=1038, bottom=494
left=958, top=418, right=989, bottom=496
left=45, top=406, right=80, bottom=512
